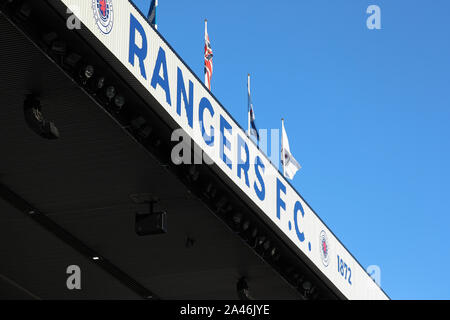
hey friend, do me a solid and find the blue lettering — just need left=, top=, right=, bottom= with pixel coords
left=151, top=47, right=171, bottom=105
left=199, top=97, right=214, bottom=146
left=237, top=135, right=250, bottom=187
left=254, top=156, right=265, bottom=201
left=176, top=67, right=193, bottom=128
left=276, top=178, right=286, bottom=220
left=293, top=201, right=305, bottom=242
left=220, top=115, right=232, bottom=170
left=129, top=14, right=148, bottom=79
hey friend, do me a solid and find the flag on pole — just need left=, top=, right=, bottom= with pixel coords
left=204, top=19, right=213, bottom=90
left=247, top=74, right=259, bottom=141
left=281, top=119, right=301, bottom=180
left=147, top=0, right=158, bottom=29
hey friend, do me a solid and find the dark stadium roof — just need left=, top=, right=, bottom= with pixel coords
left=0, top=14, right=304, bottom=299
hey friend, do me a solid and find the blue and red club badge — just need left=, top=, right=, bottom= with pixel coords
left=319, top=230, right=330, bottom=267
left=92, top=0, right=114, bottom=34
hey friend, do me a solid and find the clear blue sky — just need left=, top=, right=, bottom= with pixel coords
left=132, top=0, right=450, bottom=300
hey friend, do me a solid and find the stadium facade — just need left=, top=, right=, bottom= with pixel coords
left=0, top=0, right=388, bottom=300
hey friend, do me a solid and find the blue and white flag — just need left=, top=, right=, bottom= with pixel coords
left=147, top=0, right=158, bottom=29
left=247, top=74, right=259, bottom=141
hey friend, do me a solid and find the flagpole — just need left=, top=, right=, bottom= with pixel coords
left=247, top=73, right=251, bottom=137
left=155, top=0, right=158, bottom=30
left=281, top=118, right=286, bottom=178
left=204, top=19, right=208, bottom=88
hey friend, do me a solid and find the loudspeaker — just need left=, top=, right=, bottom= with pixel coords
left=135, top=211, right=167, bottom=236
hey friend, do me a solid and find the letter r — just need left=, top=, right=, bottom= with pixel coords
left=129, top=14, right=148, bottom=79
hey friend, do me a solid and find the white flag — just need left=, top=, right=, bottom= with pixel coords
left=281, top=119, right=301, bottom=180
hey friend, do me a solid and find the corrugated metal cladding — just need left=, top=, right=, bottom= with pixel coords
left=0, top=15, right=300, bottom=299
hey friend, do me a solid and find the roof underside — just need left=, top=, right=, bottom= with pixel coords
left=0, top=13, right=304, bottom=300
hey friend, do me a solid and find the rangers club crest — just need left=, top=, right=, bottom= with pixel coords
left=319, top=230, right=330, bottom=267
left=92, top=0, right=114, bottom=34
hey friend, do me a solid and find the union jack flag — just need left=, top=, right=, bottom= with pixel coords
left=204, top=19, right=213, bottom=90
